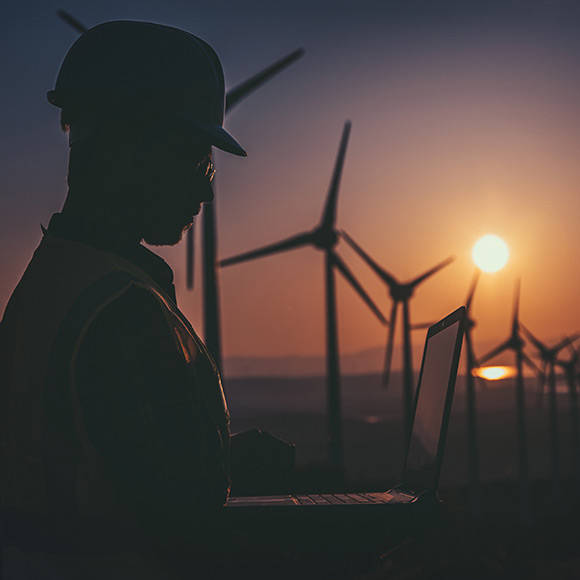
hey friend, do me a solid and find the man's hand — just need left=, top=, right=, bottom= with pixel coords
left=230, top=429, right=295, bottom=495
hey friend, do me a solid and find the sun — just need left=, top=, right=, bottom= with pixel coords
left=472, top=235, right=509, bottom=273
left=474, top=365, right=516, bottom=381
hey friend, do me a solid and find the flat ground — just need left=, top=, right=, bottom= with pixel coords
left=322, top=477, right=580, bottom=580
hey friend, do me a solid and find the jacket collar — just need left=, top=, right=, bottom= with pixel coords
left=45, top=212, right=177, bottom=303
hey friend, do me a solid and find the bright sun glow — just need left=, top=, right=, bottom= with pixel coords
left=474, top=366, right=516, bottom=381
left=472, top=235, right=509, bottom=273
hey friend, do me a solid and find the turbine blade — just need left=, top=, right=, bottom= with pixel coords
left=411, top=321, right=433, bottom=330
left=219, top=231, right=313, bottom=267
left=186, top=226, right=194, bottom=290
left=479, top=340, right=511, bottom=364
left=536, top=360, right=548, bottom=406
left=225, top=49, right=304, bottom=113
left=465, top=329, right=480, bottom=368
left=555, top=333, right=580, bottom=354
left=56, top=9, right=88, bottom=33
left=512, top=278, right=521, bottom=324
left=330, top=251, right=387, bottom=325
left=568, top=340, right=579, bottom=360
left=522, top=352, right=542, bottom=375
left=382, top=302, right=398, bottom=389
left=465, top=270, right=481, bottom=312
left=519, top=323, right=545, bottom=353
left=320, top=121, right=351, bottom=231
left=341, top=230, right=398, bottom=287
left=409, top=256, right=455, bottom=288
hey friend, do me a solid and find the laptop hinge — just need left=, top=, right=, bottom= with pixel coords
left=394, top=483, right=430, bottom=498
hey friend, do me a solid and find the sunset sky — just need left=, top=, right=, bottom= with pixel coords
left=2, top=0, right=580, bottom=371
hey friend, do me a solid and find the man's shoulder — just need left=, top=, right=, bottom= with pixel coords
left=1, top=235, right=163, bottom=338
left=37, top=234, right=151, bottom=282
left=19, top=235, right=163, bottom=301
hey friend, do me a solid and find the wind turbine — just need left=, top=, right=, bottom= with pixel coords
left=519, top=325, right=579, bottom=507
left=56, top=10, right=304, bottom=373
left=478, top=280, right=538, bottom=522
left=340, top=231, right=454, bottom=440
left=523, top=328, right=578, bottom=408
left=220, top=121, right=387, bottom=474
left=556, top=341, right=580, bottom=494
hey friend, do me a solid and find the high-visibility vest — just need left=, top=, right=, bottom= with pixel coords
left=0, top=232, right=230, bottom=578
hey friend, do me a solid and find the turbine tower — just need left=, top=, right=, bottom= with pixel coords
left=463, top=270, right=482, bottom=518
left=220, top=122, right=387, bottom=473
left=56, top=10, right=304, bottom=374
left=479, top=280, right=538, bottom=522
left=340, top=231, right=453, bottom=440
left=519, top=325, right=579, bottom=507
left=556, top=341, right=580, bottom=494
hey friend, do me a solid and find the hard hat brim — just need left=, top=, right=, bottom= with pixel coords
left=188, top=118, right=247, bottom=157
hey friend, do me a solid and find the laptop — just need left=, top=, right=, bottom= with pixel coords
left=227, top=306, right=466, bottom=511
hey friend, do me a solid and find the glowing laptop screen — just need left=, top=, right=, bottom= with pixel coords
left=405, top=320, right=460, bottom=472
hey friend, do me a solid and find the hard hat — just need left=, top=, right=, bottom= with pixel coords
left=47, top=20, right=246, bottom=156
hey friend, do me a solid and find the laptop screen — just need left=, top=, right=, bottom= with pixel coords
left=405, top=319, right=461, bottom=473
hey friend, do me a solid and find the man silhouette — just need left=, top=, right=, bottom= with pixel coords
left=0, top=21, right=294, bottom=579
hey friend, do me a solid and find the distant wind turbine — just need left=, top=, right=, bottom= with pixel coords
left=340, top=231, right=454, bottom=439
left=519, top=325, right=579, bottom=507
left=479, top=280, right=538, bottom=522
left=556, top=341, right=580, bottom=494
left=522, top=327, right=578, bottom=408
left=220, top=121, right=387, bottom=473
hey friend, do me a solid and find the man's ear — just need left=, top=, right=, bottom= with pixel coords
left=95, top=120, right=147, bottom=172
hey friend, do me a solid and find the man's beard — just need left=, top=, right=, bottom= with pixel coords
left=142, top=217, right=194, bottom=247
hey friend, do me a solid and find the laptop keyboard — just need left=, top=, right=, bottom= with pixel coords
left=295, top=491, right=414, bottom=505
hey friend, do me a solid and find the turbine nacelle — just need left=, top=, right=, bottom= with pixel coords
left=312, top=228, right=338, bottom=250
left=389, top=285, right=414, bottom=302
left=508, top=335, right=525, bottom=352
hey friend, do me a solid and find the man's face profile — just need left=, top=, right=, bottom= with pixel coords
left=105, top=115, right=215, bottom=246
